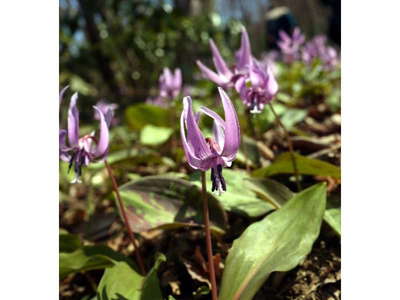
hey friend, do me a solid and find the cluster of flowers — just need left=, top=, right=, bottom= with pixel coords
left=197, top=27, right=278, bottom=114
left=146, top=68, right=182, bottom=107
left=277, top=27, right=339, bottom=70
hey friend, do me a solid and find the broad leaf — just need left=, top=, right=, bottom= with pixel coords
left=253, top=152, right=341, bottom=179
left=59, top=230, right=81, bottom=253
left=140, top=125, right=173, bottom=146
left=97, top=254, right=165, bottom=300
left=119, top=175, right=228, bottom=233
left=60, top=245, right=129, bottom=279
left=125, top=104, right=170, bottom=131
left=219, top=183, right=327, bottom=300
left=191, top=169, right=275, bottom=218
left=324, top=208, right=341, bottom=235
left=245, top=178, right=294, bottom=208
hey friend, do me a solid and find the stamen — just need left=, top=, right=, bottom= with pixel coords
left=210, top=164, right=226, bottom=195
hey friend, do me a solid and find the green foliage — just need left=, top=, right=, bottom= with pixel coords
left=324, top=208, right=341, bottom=235
left=219, top=184, right=327, bottom=300
left=253, top=152, right=341, bottom=179
left=125, top=104, right=171, bottom=131
left=97, top=254, right=165, bottom=300
left=140, top=125, right=173, bottom=146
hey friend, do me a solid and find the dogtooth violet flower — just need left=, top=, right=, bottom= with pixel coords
left=59, top=90, right=110, bottom=183
left=94, top=99, right=118, bottom=126
left=159, top=67, right=182, bottom=100
left=302, top=35, right=339, bottom=70
left=180, top=87, right=240, bottom=194
left=277, top=27, right=305, bottom=64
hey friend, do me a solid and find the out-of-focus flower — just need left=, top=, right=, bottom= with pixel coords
left=302, top=35, right=339, bottom=70
left=180, top=87, right=240, bottom=194
left=159, top=68, right=182, bottom=100
left=59, top=92, right=110, bottom=183
left=277, top=27, right=305, bottom=63
left=94, top=100, right=118, bottom=126
left=234, top=60, right=278, bottom=113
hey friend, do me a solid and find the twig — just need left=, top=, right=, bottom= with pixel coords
left=201, top=171, right=218, bottom=300
left=104, top=160, right=146, bottom=275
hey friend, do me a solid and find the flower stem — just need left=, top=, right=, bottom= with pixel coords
left=268, top=103, right=302, bottom=192
left=201, top=171, right=218, bottom=300
left=104, top=160, right=146, bottom=275
left=245, top=111, right=262, bottom=168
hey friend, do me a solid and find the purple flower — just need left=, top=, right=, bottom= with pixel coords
left=277, top=27, right=305, bottom=63
left=59, top=91, right=110, bottom=183
left=234, top=60, right=278, bottom=113
left=196, top=26, right=252, bottom=88
left=302, top=35, right=339, bottom=70
left=94, top=100, right=118, bottom=126
left=180, top=87, right=240, bottom=194
left=159, top=68, right=182, bottom=100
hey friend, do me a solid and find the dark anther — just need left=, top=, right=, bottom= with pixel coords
left=210, top=164, right=226, bottom=192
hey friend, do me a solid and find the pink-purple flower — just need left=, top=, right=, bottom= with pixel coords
left=197, top=27, right=279, bottom=114
left=277, top=27, right=305, bottom=64
left=302, top=35, right=339, bottom=70
left=180, top=87, right=240, bottom=193
left=94, top=100, right=118, bottom=126
left=159, top=67, right=182, bottom=100
left=59, top=89, right=110, bottom=183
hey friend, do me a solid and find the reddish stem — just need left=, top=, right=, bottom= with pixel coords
left=201, top=171, right=218, bottom=300
left=104, top=160, right=146, bottom=275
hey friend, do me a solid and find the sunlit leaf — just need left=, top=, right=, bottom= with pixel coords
left=140, top=125, right=173, bottom=146
left=97, top=254, right=165, bottom=300
left=253, top=152, right=340, bottom=179
left=219, top=183, right=327, bottom=300
left=125, top=104, right=170, bottom=131
left=324, top=208, right=341, bottom=235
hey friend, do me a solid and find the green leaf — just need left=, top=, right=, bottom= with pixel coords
left=140, top=125, right=173, bottom=146
left=245, top=178, right=294, bottom=208
left=59, top=230, right=81, bottom=253
left=97, top=254, right=165, bottom=300
left=60, top=245, right=129, bottom=279
left=219, top=183, right=327, bottom=300
left=324, top=208, right=341, bottom=235
left=253, top=152, right=341, bottom=179
left=190, top=169, right=275, bottom=217
left=236, top=135, right=260, bottom=168
left=280, top=108, right=307, bottom=130
left=125, top=104, right=170, bottom=131
left=119, top=175, right=228, bottom=233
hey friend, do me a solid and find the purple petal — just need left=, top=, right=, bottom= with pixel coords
left=218, top=87, right=240, bottom=160
left=174, top=68, right=182, bottom=88
left=180, top=97, right=212, bottom=170
left=93, top=106, right=109, bottom=158
left=68, top=92, right=80, bottom=146
left=196, top=60, right=229, bottom=86
left=59, top=129, right=70, bottom=161
left=266, top=65, right=279, bottom=96
left=236, top=27, right=252, bottom=70
left=209, top=39, right=232, bottom=78
left=59, top=85, right=69, bottom=106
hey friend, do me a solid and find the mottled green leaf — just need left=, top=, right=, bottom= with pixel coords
left=191, top=169, right=275, bottom=217
left=219, top=184, right=327, bottom=300
left=253, top=152, right=341, bottom=179
left=119, top=175, right=228, bottom=233
left=245, top=178, right=294, bottom=208
left=140, top=125, right=173, bottom=146
left=324, top=208, right=341, bottom=235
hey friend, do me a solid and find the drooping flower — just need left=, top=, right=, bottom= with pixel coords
left=196, top=26, right=254, bottom=88
left=234, top=60, right=278, bottom=113
left=277, top=27, right=305, bottom=63
left=180, top=87, right=240, bottom=194
left=94, top=99, right=118, bottom=126
left=159, top=67, right=182, bottom=100
left=59, top=91, right=110, bottom=183
left=302, top=35, right=339, bottom=70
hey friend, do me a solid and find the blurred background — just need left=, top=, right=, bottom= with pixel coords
left=60, top=0, right=340, bottom=113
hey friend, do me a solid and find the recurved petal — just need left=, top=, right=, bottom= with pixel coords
left=209, top=39, right=232, bottom=78
left=266, top=65, right=279, bottom=96
left=183, top=96, right=212, bottom=160
left=196, top=60, right=228, bottom=86
left=93, top=106, right=109, bottom=159
left=68, top=93, right=80, bottom=146
left=199, top=106, right=226, bottom=153
left=180, top=101, right=209, bottom=170
left=174, top=68, right=182, bottom=89
left=59, top=85, right=69, bottom=106
left=236, top=27, right=252, bottom=70
left=59, top=129, right=70, bottom=161
left=218, top=87, right=240, bottom=160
